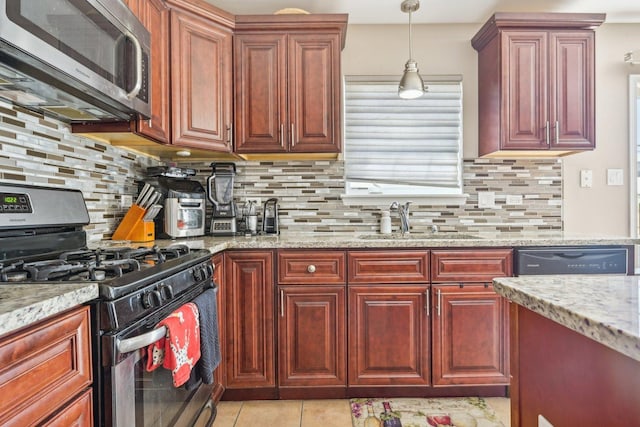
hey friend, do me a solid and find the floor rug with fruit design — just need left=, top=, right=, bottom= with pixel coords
left=350, top=397, right=505, bottom=427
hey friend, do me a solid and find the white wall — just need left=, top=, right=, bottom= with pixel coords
left=342, top=22, right=640, bottom=236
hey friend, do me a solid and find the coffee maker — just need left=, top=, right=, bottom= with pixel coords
left=206, top=162, right=237, bottom=235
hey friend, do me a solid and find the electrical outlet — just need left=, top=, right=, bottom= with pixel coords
left=506, top=195, right=523, bottom=205
left=121, top=194, right=133, bottom=208
left=607, top=168, right=624, bottom=186
left=580, top=170, right=593, bottom=188
left=478, top=192, right=495, bottom=209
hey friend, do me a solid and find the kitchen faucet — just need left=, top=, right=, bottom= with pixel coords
left=390, top=201, right=411, bottom=234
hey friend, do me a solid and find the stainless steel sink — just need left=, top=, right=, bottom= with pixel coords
left=358, top=233, right=481, bottom=240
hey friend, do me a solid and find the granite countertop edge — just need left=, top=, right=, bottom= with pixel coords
left=493, top=276, right=640, bottom=362
left=160, top=234, right=638, bottom=254
left=0, top=283, right=98, bottom=337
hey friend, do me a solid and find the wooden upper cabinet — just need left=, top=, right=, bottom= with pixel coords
left=471, top=13, right=604, bottom=157
left=171, top=8, right=233, bottom=151
left=126, top=0, right=171, bottom=144
left=234, top=14, right=347, bottom=154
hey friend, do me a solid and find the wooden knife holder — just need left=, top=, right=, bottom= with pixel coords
left=112, top=205, right=155, bottom=242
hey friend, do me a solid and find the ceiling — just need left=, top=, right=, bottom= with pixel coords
left=204, top=0, right=640, bottom=24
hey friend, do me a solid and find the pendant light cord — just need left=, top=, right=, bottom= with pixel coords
left=408, top=9, right=413, bottom=61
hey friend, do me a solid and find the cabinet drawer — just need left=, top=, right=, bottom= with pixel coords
left=431, top=249, right=513, bottom=282
left=0, top=306, right=92, bottom=427
left=278, top=250, right=346, bottom=284
left=348, top=251, right=429, bottom=284
left=43, top=389, right=93, bottom=427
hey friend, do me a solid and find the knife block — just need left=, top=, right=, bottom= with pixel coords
left=112, top=205, right=155, bottom=242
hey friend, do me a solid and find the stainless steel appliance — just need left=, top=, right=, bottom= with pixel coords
left=0, top=183, right=218, bottom=427
left=514, top=246, right=632, bottom=275
left=262, top=198, right=279, bottom=234
left=145, top=167, right=206, bottom=239
left=0, top=0, right=151, bottom=122
left=206, top=163, right=237, bottom=236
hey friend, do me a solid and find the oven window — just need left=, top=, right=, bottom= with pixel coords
left=6, top=0, right=131, bottom=89
left=111, top=349, right=208, bottom=427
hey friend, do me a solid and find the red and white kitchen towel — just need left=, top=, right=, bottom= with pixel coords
left=146, top=303, right=201, bottom=387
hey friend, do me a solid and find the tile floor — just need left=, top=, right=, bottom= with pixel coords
left=213, top=397, right=510, bottom=427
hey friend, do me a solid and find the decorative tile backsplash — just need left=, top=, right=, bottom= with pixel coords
left=185, top=158, right=563, bottom=236
left=0, top=100, right=562, bottom=241
left=0, top=100, right=157, bottom=243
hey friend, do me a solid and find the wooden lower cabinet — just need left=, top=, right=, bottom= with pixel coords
left=278, top=285, right=346, bottom=387
left=348, top=285, right=430, bottom=386
left=211, top=253, right=225, bottom=400
left=431, top=284, right=510, bottom=386
left=43, top=389, right=93, bottom=427
left=224, top=251, right=275, bottom=391
left=0, top=306, right=93, bottom=426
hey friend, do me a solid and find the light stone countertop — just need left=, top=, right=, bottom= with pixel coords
left=0, top=283, right=98, bottom=337
left=153, top=232, right=638, bottom=254
left=493, top=275, right=640, bottom=362
left=6, top=232, right=635, bottom=339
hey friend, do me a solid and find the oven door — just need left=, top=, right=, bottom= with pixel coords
left=102, top=292, right=216, bottom=427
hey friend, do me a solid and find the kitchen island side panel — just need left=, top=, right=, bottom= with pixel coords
left=511, top=305, right=640, bottom=427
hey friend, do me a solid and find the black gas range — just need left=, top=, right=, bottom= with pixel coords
left=0, top=183, right=218, bottom=427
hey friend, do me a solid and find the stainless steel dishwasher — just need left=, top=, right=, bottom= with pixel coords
left=514, top=246, right=632, bottom=275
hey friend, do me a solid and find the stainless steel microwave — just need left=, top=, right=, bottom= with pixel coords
left=0, top=0, right=150, bottom=122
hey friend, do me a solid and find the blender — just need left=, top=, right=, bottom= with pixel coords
left=206, top=162, right=237, bottom=235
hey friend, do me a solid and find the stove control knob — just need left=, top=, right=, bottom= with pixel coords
left=193, top=267, right=204, bottom=282
left=141, top=290, right=163, bottom=308
left=141, top=291, right=154, bottom=308
left=160, top=284, right=174, bottom=299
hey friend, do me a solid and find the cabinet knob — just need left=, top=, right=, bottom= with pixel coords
left=307, top=264, right=316, bottom=273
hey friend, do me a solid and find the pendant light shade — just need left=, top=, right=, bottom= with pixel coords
left=398, top=0, right=425, bottom=99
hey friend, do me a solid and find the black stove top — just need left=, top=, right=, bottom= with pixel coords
left=0, top=244, right=191, bottom=283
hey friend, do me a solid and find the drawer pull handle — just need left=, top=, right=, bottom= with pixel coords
left=307, top=265, right=316, bottom=273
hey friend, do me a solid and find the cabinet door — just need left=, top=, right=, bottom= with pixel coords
left=432, top=284, right=509, bottom=386
left=211, top=253, right=225, bottom=396
left=278, top=286, right=346, bottom=386
left=224, top=251, right=275, bottom=388
left=549, top=31, right=595, bottom=149
left=348, top=285, right=430, bottom=386
left=171, top=9, right=232, bottom=151
left=502, top=31, right=548, bottom=150
left=127, top=0, right=171, bottom=144
left=288, top=33, right=341, bottom=153
left=234, top=33, right=288, bottom=153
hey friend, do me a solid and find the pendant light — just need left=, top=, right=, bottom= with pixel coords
left=398, top=0, right=425, bottom=99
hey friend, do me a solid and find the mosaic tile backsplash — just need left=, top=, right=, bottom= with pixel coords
left=185, top=158, right=563, bottom=236
left=0, top=100, right=157, bottom=243
left=0, top=100, right=562, bottom=240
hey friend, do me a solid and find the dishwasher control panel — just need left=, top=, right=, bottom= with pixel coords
left=514, top=247, right=630, bottom=275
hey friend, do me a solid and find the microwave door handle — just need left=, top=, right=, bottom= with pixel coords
left=125, top=30, right=143, bottom=100
left=116, top=326, right=166, bottom=354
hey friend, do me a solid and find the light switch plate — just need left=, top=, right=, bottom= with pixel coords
left=478, top=192, right=495, bottom=208
left=580, top=170, right=593, bottom=188
left=607, top=169, right=624, bottom=186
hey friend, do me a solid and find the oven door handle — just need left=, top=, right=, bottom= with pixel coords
left=117, top=326, right=166, bottom=354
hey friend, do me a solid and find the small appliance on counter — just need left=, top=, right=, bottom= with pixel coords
left=145, top=166, right=206, bottom=239
left=262, top=198, right=279, bottom=234
left=207, top=162, right=237, bottom=236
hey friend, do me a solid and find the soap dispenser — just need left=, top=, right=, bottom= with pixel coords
left=380, top=210, right=391, bottom=234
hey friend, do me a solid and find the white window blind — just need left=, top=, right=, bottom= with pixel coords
left=344, top=75, right=463, bottom=198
